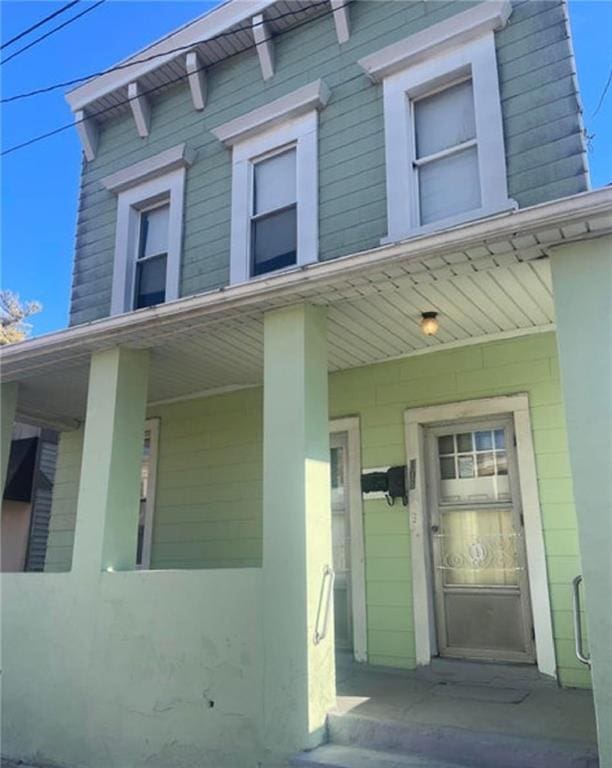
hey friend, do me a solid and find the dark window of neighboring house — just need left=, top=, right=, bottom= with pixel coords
left=251, top=148, right=297, bottom=277
left=134, top=203, right=169, bottom=309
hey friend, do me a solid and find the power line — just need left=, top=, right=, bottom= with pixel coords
left=1, top=0, right=330, bottom=104
left=1, top=1, right=341, bottom=158
left=592, top=65, right=612, bottom=117
left=1, top=0, right=80, bottom=50
left=1, top=0, right=107, bottom=66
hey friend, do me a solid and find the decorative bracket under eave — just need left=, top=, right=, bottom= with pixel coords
left=75, top=110, right=99, bottom=161
left=128, top=81, right=151, bottom=138
left=252, top=13, right=274, bottom=81
left=186, top=51, right=207, bottom=111
left=331, top=0, right=350, bottom=44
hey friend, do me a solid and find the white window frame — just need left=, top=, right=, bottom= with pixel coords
left=212, top=81, right=330, bottom=286
left=137, top=417, right=160, bottom=571
left=101, top=144, right=194, bottom=315
left=227, top=111, right=319, bottom=284
left=403, top=395, right=556, bottom=679
left=380, top=33, right=516, bottom=243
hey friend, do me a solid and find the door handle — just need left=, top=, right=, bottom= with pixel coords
left=431, top=524, right=440, bottom=533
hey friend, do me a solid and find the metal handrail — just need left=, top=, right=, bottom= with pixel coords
left=572, top=575, right=591, bottom=667
left=313, top=564, right=335, bottom=645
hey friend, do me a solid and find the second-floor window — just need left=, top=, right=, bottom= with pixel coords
left=135, top=203, right=170, bottom=308
left=102, top=143, right=194, bottom=317
left=251, top=148, right=297, bottom=276
left=374, top=31, right=515, bottom=243
left=413, top=78, right=480, bottom=227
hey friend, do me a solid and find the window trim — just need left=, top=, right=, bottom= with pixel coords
left=136, top=417, right=160, bottom=571
left=380, top=32, right=516, bottom=244
left=103, top=145, right=193, bottom=315
left=227, top=111, right=319, bottom=285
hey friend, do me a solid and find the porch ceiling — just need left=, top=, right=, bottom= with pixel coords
left=4, top=188, right=612, bottom=429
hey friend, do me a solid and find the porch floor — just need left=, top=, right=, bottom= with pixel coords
left=334, top=654, right=597, bottom=746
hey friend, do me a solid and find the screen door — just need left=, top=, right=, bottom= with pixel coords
left=426, top=417, right=535, bottom=662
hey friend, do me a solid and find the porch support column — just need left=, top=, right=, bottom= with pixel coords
left=1, top=381, right=18, bottom=492
left=72, top=347, right=149, bottom=575
left=262, top=304, right=335, bottom=753
left=550, top=235, right=612, bottom=767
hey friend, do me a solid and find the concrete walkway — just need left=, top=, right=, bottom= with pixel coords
left=336, top=659, right=597, bottom=744
left=335, top=657, right=597, bottom=746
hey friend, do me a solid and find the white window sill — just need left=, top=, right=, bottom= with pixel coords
left=380, top=199, right=518, bottom=246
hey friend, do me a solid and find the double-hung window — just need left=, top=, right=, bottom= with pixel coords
left=101, top=144, right=194, bottom=316
left=412, top=78, right=481, bottom=227
left=134, top=203, right=170, bottom=308
left=359, top=7, right=515, bottom=243
left=212, top=80, right=329, bottom=285
left=251, top=148, right=297, bottom=276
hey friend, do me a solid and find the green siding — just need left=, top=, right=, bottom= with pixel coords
left=46, top=333, right=590, bottom=688
left=69, top=0, right=587, bottom=326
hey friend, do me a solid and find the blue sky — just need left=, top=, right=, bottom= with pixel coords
left=1, top=0, right=611, bottom=337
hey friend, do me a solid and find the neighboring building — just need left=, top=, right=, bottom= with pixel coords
left=1, top=2, right=611, bottom=767
left=1, top=424, right=57, bottom=572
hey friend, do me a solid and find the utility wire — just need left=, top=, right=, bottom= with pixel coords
left=1, top=1, right=340, bottom=158
left=1, top=0, right=330, bottom=104
left=1, top=0, right=107, bottom=66
left=592, top=65, right=612, bottom=117
left=1, top=0, right=80, bottom=50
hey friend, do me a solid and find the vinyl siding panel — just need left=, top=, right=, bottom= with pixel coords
left=45, top=333, right=589, bottom=688
left=69, top=0, right=587, bottom=326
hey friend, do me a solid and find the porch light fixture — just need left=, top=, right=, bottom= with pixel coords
left=420, top=311, right=439, bottom=336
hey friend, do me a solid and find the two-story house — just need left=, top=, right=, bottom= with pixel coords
left=2, top=1, right=611, bottom=767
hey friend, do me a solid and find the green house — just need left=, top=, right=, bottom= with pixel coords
left=2, top=1, right=611, bottom=767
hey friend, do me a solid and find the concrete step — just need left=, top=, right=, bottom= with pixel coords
left=327, top=712, right=599, bottom=768
left=291, top=744, right=466, bottom=768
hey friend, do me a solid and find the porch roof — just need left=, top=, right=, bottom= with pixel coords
left=3, top=187, right=611, bottom=429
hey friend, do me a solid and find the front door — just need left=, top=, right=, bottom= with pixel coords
left=330, top=431, right=353, bottom=651
left=426, top=417, right=535, bottom=662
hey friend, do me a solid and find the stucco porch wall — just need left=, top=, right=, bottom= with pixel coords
left=43, top=332, right=589, bottom=688
left=1, top=568, right=263, bottom=768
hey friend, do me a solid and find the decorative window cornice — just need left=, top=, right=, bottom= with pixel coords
left=358, top=1, right=512, bottom=82
left=101, top=143, right=196, bottom=195
left=212, top=79, right=330, bottom=148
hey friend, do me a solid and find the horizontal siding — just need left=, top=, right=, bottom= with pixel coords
left=45, top=333, right=588, bottom=688
left=69, top=0, right=587, bottom=326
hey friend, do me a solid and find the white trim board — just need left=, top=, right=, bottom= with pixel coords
left=330, top=416, right=367, bottom=663
left=101, top=143, right=196, bottom=194
left=403, top=395, right=557, bottom=679
left=212, top=79, right=330, bottom=147
left=358, top=1, right=512, bottom=82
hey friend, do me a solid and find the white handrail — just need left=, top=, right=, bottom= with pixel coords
left=572, top=575, right=591, bottom=668
left=313, top=564, right=335, bottom=645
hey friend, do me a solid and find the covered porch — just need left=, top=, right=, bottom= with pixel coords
left=2, top=189, right=611, bottom=767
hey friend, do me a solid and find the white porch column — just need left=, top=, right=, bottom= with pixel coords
left=1, top=381, right=18, bottom=492
left=262, top=304, right=335, bottom=753
left=550, top=235, right=612, bottom=767
left=72, top=347, right=149, bottom=576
